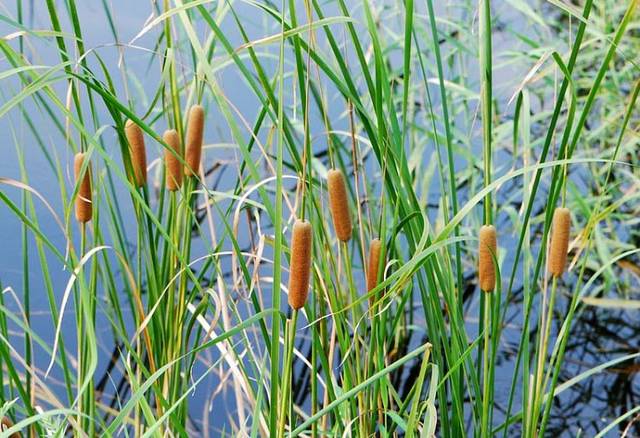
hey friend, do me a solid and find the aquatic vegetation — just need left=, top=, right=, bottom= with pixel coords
left=0, top=0, right=639, bottom=436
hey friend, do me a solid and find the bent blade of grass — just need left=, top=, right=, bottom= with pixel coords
left=581, top=297, right=640, bottom=309
left=236, top=16, right=353, bottom=51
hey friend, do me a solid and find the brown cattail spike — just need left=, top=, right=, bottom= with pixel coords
left=327, top=169, right=352, bottom=242
left=74, top=152, right=92, bottom=223
left=367, top=238, right=383, bottom=292
left=164, top=129, right=183, bottom=191
left=185, top=105, right=204, bottom=177
left=367, top=238, right=383, bottom=305
left=478, top=225, right=497, bottom=292
left=549, top=207, right=571, bottom=278
left=124, top=119, right=147, bottom=187
left=1, top=416, right=19, bottom=438
left=288, top=220, right=313, bottom=310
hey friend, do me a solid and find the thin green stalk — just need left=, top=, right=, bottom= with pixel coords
left=479, top=0, right=493, bottom=225
left=269, top=0, right=287, bottom=434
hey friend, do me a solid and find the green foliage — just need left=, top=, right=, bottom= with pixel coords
left=0, top=0, right=639, bottom=436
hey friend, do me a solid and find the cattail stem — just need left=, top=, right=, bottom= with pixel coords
left=124, top=119, right=147, bottom=187
left=478, top=225, right=497, bottom=292
left=278, top=310, right=298, bottom=437
left=288, top=220, right=312, bottom=310
left=163, top=129, right=183, bottom=191
left=74, top=152, right=92, bottom=223
left=185, top=105, right=204, bottom=177
left=548, top=207, right=570, bottom=278
left=327, top=169, right=352, bottom=242
left=367, top=238, right=383, bottom=301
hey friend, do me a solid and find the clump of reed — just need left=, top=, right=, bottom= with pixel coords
left=549, top=207, right=571, bottom=278
left=185, top=105, right=204, bottom=177
left=327, top=169, right=352, bottom=242
left=287, top=220, right=313, bottom=310
left=74, top=152, right=92, bottom=223
left=124, top=119, right=147, bottom=187
left=478, top=225, right=497, bottom=292
left=163, top=129, right=183, bottom=191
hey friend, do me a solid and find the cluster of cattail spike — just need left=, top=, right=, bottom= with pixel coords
left=74, top=152, right=92, bottom=223
left=549, top=207, right=571, bottom=278
left=477, top=206, right=572, bottom=291
left=72, top=105, right=575, bottom=309
left=71, top=107, right=206, bottom=223
left=288, top=220, right=313, bottom=310
left=287, top=168, right=354, bottom=310
left=288, top=168, right=388, bottom=310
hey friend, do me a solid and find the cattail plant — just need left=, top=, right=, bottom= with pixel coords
left=74, top=152, right=92, bottom=223
left=288, top=220, right=312, bottom=310
left=549, top=207, right=571, bottom=278
left=185, top=105, right=204, bottom=177
left=478, top=225, right=497, bottom=292
left=327, top=169, right=352, bottom=242
left=124, top=119, right=147, bottom=187
left=164, top=129, right=183, bottom=191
